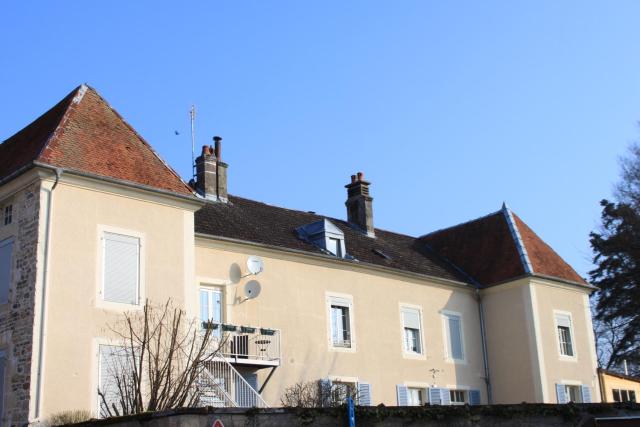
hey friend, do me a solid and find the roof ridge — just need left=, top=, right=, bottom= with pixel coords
left=418, top=208, right=503, bottom=239
left=502, top=203, right=533, bottom=274
left=79, top=85, right=194, bottom=195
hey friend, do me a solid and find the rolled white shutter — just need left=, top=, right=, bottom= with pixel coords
left=556, top=314, right=571, bottom=328
left=103, top=233, right=139, bottom=305
left=402, top=308, right=421, bottom=329
left=0, top=239, right=13, bottom=304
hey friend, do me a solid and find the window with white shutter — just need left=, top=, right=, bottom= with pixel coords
left=327, top=294, right=354, bottom=350
left=443, top=312, right=464, bottom=361
left=0, top=239, right=13, bottom=305
left=555, top=312, right=575, bottom=357
left=401, top=306, right=423, bottom=354
left=102, top=232, right=140, bottom=305
left=98, top=345, right=131, bottom=417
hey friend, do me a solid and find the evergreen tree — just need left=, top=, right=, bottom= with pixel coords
left=590, top=144, right=640, bottom=375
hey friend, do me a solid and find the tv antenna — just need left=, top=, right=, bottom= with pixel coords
left=190, top=105, right=196, bottom=179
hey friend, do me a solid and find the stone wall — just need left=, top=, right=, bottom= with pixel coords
left=0, top=182, right=42, bottom=427
left=67, top=404, right=640, bottom=427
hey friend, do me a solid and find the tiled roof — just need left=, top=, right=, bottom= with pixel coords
left=421, top=205, right=586, bottom=287
left=195, top=196, right=470, bottom=284
left=0, top=85, right=194, bottom=196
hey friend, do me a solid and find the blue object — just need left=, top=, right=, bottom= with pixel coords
left=347, top=396, right=355, bottom=427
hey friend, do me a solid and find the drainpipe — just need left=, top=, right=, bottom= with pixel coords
left=33, top=165, right=62, bottom=420
left=476, top=288, right=493, bottom=404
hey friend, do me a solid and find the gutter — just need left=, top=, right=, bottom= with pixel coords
left=33, top=165, right=62, bottom=419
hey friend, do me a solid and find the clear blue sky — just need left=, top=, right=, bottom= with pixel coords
left=2, top=1, right=640, bottom=278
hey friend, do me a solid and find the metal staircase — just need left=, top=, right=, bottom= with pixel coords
left=197, top=354, right=268, bottom=408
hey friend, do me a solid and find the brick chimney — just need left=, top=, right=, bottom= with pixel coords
left=194, top=136, right=228, bottom=202
left=345, top=172, right=374, bottom=237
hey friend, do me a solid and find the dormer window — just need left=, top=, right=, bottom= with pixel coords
left=297, top=219, right=347, bottom=258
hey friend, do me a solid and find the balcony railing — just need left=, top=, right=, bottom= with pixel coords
left=202, top=322, right=281, bottom=367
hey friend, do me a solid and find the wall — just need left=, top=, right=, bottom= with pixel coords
left=600, top=373, right=640, bottom=403
left=34, top=175, right=199, bottom=421
left=532, top=278, right=600, bottom=402
left=70, top=405, right=640, bottom=427
left=0, top=171, right=43, bottom=427
left=195, top=237, right=487, bottom=407
left=480, top=279, right=538, bottom=403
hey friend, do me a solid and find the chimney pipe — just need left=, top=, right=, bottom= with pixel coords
left=193, top=136, right=228, bottom=203
left=345, top=171, right=374, bottom=237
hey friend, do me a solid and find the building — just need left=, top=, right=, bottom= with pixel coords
left=598, top=368, right=639, bottom=403
left=0, top=85, right=600, bottom=425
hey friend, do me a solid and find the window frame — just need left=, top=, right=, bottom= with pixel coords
left=199, top=285, right=224, bottom=335
left=96, top=226, right=145, bottom=310
left=0, top=238, right=14, bottom=306
left=449, top=389, right=467, bottom=405
left=326, top=292, right=356, bottom=352
left=400, top=304, right=425, bottom=358
left=553, top=310, right=577, bottom=360
left=441, top=310, right=466, bottom=363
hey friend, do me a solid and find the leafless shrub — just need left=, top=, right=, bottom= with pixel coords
left=45, top=409, right=92, bottom=426
left=98, top=299, right=223, bottom=417
left=281, top=380, right=359, bottom=408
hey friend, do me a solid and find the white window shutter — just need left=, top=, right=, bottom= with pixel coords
left=103, top=233, right=139, bottom=305
left=428, top=388, right=442, bottom=405
left=402, top=308, right=421, bottom=329
left=447, top=315, right=464, bottom=360
left=440, top=388, right=451, bottom=405
left=556, top=384, right=567, bottom=404
left=581, top=385, right=592, bottom=403
left=358, top=382, right=372, bottom=406
left=98, top=345, right=128, bottom=417
left=0, top=239, right=13, bottom=304
left=396, top=385, right=408, bottom=406
left=556, top=314, right=571, bottom=328
left=319, top=379, right=332, bottom=407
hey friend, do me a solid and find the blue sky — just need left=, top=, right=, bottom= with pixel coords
left=2, top=1, right=640, bottom=277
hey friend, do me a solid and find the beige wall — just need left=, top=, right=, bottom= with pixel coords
left=195, top=237, right=487, bottom=406
left=600, top=372, right=640, bottom=403
left=532, top=278, right=600, bottom=402
left=481, top=280, right=539, bottom=403
left=36, top=176, right=199, bottom=420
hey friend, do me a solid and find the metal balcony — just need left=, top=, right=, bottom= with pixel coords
left=203, top=322, right=281, bottom=368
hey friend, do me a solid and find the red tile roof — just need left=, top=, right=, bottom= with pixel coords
left=0, top=85, right=194, bottom=196
left=421, top=206, right=587, bottom=287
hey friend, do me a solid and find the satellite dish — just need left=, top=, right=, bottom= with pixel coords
left=247, top=256, right=264, bottom=275
left=244, top=280, right=262, bottom=299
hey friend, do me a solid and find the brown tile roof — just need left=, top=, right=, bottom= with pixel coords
left=195, top=195, right=470, bottom=284
left=0, top=85, right=194, bottom=196
left=421, top=205, right=587, bottom=287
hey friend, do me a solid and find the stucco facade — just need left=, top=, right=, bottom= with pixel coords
left=0, top=85, right=602, bottom=425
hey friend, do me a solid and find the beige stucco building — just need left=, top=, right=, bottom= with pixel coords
left=0, top=85, right=600, bottom=425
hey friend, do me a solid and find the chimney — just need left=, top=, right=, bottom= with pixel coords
left=194, top=136, right=228, bottom=202
left=345, top=171, right=374, bottom=237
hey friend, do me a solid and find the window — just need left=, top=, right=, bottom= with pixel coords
left=98, top=345, right=132, bottom=417
left=443, top=313, right=464, bottom=361
left=401, top=307, right=422, bottom=354
left=449, top=389, right=467, bottom=404
left=200, top=287, right=223, bottom=336
left=327, top=237, right=343, bottom=258
left=328, top=295, right=353, bottom=349
left=556, top=313, right=574, bottom=357
left=0, top=239, right=13, bottom=304
left=332, top=381, right=356, bottom=402
left=3, top=205, right=11, bottom=226
left=564, top=385, right=582, bottom=403
left=613, top=389, right=637, bottom=403
left=102, top=232, right=140, bottom=305
left=407, top=388, right=424, bottom=406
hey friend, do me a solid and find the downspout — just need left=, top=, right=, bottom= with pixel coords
left=476, top=288, right=493, bottom=404
left=34, top=166, right=62, bottom=419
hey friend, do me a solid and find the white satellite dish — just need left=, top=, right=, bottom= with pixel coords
left=247, top=256, right=264, bottom=275
left=244, top=280, right=262, bottom=300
